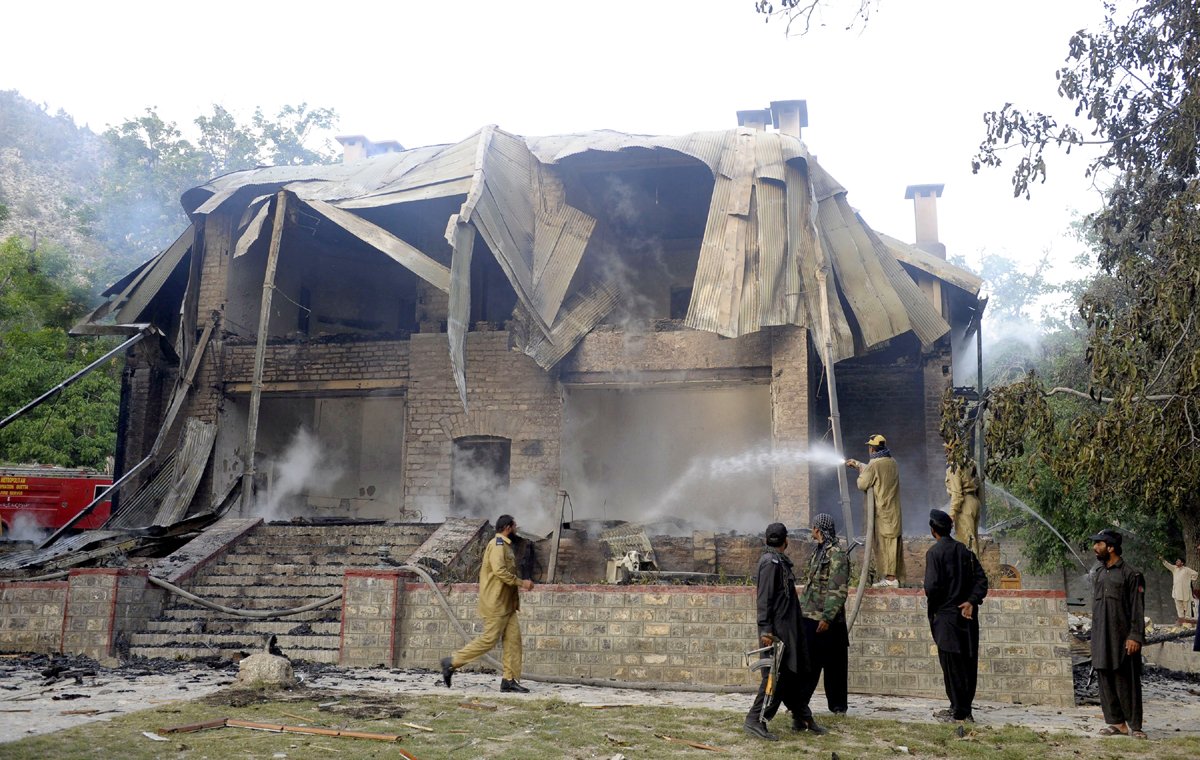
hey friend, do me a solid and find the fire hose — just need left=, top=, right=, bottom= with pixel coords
left=144, top=564, right=755, bottom=693
left=844, top=489, right=875, bottom=632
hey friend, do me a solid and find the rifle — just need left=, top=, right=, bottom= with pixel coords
left=744, top=640, right=784, bottom=726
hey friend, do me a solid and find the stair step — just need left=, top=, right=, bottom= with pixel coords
left=212, top=553, right=389, bottom=566
left=144, top=620, right=342, bottom=636
left=129, top=646, right=339, bottom=664
left=159, top=607, right=339, bottom=624
left=200, top=573, right=351, bottom=587
left=130, top=632, right=337, bottom=650
left=186, top=584, right=342, bottom=600
left=191, top=562, right=373, bottom=577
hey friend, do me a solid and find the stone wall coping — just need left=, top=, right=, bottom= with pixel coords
left=68, top=568, right=149, bottom=578
left=0, top=580, right=68, bottom=590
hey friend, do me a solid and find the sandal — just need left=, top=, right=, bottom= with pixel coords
left=1097, top=725, right=1127, bottom=736
left=1130, top=730, right=1148, bottom=739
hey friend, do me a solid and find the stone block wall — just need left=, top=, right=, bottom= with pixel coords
left=339, top=569, right=405, bottom=667
left=0, top=580, right=68, bottom=653
left=849, top=589, right=1073, bottom=707
left=61, top=569, right=163, bottom=663
left=367, top=583, right=1074, bottom=706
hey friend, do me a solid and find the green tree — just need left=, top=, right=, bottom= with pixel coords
left=974, top=0, right=1200, bottom=568
left=91, top=103, right=339, bottom=275
left=0, top=237, right=120, bottom=470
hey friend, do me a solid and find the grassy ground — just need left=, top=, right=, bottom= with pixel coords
left=3, top=687, right=1197, bottom=760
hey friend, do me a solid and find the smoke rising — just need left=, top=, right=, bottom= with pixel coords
left=1, top=512, right=47, bottom=543
left=252, top=427, right=344, bottom=522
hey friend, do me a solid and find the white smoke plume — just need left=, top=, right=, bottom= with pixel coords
left=2, top=512, right=48, bottom=543
left=252, top=427, right=344, bottom=522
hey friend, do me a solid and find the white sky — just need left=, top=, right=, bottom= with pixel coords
left=2, top=0, right=1108, bottom=289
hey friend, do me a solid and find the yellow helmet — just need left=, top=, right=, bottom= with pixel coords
left=865, top=434, right=887, bottom=447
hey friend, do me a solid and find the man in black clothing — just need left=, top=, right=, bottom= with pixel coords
left=923, top=509, right=988, bottom=723
left=1089, top=528, right=1146, bottom=739
left=743, top=522, right=812, bottom=741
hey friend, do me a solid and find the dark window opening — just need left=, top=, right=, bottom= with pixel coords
left=451, top=436, right=511, bottom=516
left=469, top=250, right=518, bottom=327
left=669, top=286, right=693, bottom=319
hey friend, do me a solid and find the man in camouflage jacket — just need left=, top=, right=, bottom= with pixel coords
left=798, top=512, right=850, bottom=716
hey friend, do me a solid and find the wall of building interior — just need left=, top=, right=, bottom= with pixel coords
left=811, top=333, right=945, bottom=537
left=560, top=384, right=773, bottom=534
left=217, top=394, right=407, bottom=521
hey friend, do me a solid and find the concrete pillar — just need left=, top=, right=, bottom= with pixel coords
left=922, top=338, right=954, bottom=507
left=339, top=569, right=406, bottom=667
left=62, top=569, right=162, bottom=665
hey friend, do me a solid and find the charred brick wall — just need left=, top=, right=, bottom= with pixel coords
left=223, top=339, right=411, bottom=385
left=0, top=580, right=67, bottom=653
left=405, top=331, right=562, bottom=519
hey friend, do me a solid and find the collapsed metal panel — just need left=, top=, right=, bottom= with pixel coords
left=151, top=418, right=217, bottom=526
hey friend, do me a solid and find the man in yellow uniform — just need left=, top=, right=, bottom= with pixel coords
left=441, top=514, right=534, bottom=692
left=945, top=448, right=981, bottom=554
left=848, top=434, right=904, bottom=587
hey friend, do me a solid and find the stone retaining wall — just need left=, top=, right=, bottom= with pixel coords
left=340, top=582, right=1074, bottom=707
left=0, top=580, right=68, bottom=653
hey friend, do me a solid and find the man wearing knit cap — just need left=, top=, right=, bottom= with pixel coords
left=743, top=522, right=811, bottom=741
left=924, top=508, right=988, bottom=723
left=847, top=434, right=904, bottom=586
left=798, top=512, right=849, bottom=718
left=1090, top=528, right=1146, bottom=739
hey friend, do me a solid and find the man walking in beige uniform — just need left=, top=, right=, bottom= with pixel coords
left=441, top=514, right=534, bottom=692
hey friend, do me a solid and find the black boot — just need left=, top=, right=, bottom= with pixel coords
left=500, top=678, right=530, bottom=693
left=440, top=657, right=454, bottom=688
left=792, top=717, right=827, bottom=735
left=743, top=720, right=779, bottom=741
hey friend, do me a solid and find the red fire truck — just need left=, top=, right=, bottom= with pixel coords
left=0, top=466, right=113, bottom=535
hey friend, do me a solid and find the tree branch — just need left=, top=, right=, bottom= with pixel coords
left=1045, top=386, right=1179, bottom=403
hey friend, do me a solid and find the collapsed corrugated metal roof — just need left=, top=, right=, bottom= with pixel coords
left=90, top=126, right=978, bottom=400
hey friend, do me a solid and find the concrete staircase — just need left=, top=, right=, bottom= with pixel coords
left=128, top=523, right=438, bottom=663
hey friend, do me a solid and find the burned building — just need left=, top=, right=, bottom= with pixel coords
left=83, top=101, right=982, bottom=541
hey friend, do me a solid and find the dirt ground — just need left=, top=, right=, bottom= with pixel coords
left=1, top=654, right=1198, bottom=744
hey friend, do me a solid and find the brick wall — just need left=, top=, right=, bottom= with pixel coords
left=770, top=326, right=810, bottom=526
left=849, top=589, right=1074, bottom=707
left=404, top=332, right=561, bottom=518
left=561, top=326, right=771, bottom=375
left=223, top=339, right=411, bottom=385
left=366, top=583, right=1075, bottom=706
left=0, top=581, right=67, bottom=653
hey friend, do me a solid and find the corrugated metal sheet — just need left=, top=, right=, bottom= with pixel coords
left=113, top=226, right=193, bottom=323
left=87, top=124, right=975, bottom=372
left=104, top=452, right=178, bottom=530
left=516, top=280, right=621, bottom=369
left=446, top=215, right=474, bottom=410
left=876, top=232, right=983, bottom=294
left=0, top=530, right=130, bottom=571
left=151, top=418, right=217, bottom=526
